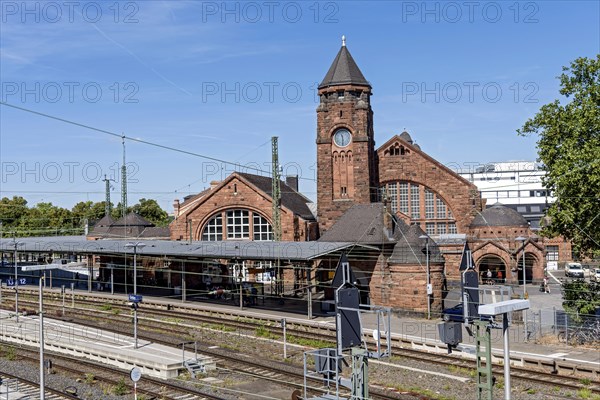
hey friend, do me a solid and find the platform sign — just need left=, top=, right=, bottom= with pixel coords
left=130, top=367, right=141, bottom=382
left=128, top=294, right=143, bottom=303
left=130, top=367, right=141, bottom=400
left=6, top=278, right=26, bottom=286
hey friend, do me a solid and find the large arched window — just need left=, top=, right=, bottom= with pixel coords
left=383, top=182, right=457, bottom=235
left=201, top=209, right=273, bottom=241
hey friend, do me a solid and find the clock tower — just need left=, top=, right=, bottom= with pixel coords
left=316, top=36, right=378, bottom=233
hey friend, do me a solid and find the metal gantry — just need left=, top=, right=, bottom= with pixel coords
left=475, top=320, right=493, bottom=400
left=271, top=136, right=282, bottom=295
left=103, top=175, right=114, bottom=217
left=121, top=135, right=128, bottom=218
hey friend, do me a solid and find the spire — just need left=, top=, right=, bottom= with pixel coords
left=319, top=37, right=370, bottom=90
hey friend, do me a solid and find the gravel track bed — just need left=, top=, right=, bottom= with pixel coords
left=0, top=357, right=124, bottom=400
left=1, top=308, right=593, bottom=400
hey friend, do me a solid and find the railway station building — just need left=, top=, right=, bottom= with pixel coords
left=165, top=38, right=559, bottom=314
left=1, top=39, right=571, bottom=317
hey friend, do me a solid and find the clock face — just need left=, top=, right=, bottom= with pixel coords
left=333, top=129, right=351, bottom=147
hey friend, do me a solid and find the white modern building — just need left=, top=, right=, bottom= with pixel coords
left=459, top=161, right=555, bottom=230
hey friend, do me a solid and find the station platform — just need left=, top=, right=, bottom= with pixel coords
left=0, top=310, right=214, bottom=379
left=1, top=286, right=598, bottom=380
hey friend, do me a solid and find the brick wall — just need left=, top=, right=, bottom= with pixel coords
left=170, top=175, right=309, bottom=242
left=378, top=136, right=483, bottom=234
left=316, top=86, right=377, bottom=233
left=370, top=257, right=445, bottom=315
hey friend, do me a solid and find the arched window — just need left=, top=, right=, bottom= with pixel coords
left=201, top=209, right=273, bottom=241
left=202, top=214, right=222, bottom=241
left=383, top=182, right=457, bottom=235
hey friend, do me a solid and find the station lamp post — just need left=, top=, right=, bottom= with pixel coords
left=515, top=236, right=528, bottom=342
left=419, top=235, right=431, bottom=320
left=124, top=242, right=145, bottom=349
left=10, top=238, right=24, bottom=322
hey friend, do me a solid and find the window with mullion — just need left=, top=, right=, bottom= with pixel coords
left=227, top=209, right=249, bottom=239
left=202, top=214, right=223, bottom=241
left=425, top=189, right=435, bottom=219
left=253, top=214, right=273, bottom=241
left=410, top=184, right=420, bottom=219
left=399, top=183, right=409, bottom=214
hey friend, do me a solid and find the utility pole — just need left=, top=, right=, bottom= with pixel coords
left=12, top=236, right=24, bottom=322
left=103, top=175, right=114, bottom=217
left=271, top=137, right=282, bottom=296
left=121, top=135, right=128, bottom=218
left=271, top=136, right=281, bottom=241
left=39, top=277, right=45, bottom=400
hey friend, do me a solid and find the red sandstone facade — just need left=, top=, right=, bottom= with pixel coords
left=170, top=173, right=315, bottom=242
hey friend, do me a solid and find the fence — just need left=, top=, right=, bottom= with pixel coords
left=526, top=308, right=600, bottom=344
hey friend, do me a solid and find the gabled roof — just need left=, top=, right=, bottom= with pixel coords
left=389, top=225, right=445, bottom=265
left=377, top=133, right=478, bottom=189
left=90, top=215, right=115, bottom=234
left=94, top=215, right=115, bottom=227
left=319, top=43, right=370, bottom=90
left=471, top=203, right=528, bottom=228
left=113, top=212, right=154, bottom=227
left=238, top=173, right=315, bottom=220
left=318, top=203, right=395, bottom=245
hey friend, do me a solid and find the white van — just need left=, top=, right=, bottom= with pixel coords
left=565, top=262, right=584, bottom=278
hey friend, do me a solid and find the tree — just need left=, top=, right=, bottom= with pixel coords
left=518, top=56, right=600, bottom=257
left=19, top=202, right=73, bottom=236
left=561, top=280, right=600, bottom=316
left=131, top=198, right=170, bottom=227
left=0, top=196, right=29, bottom=236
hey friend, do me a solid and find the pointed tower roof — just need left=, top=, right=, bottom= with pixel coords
left=319, top=36, right=371, bottom=90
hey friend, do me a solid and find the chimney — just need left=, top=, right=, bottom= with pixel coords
left=210, top=180, right=220, bottom=189
left=286, top=175, right=299, bottom=192
left=173, top=199, right=180, bottom=218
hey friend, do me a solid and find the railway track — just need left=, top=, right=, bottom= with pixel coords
left=0, top=371, right=79, bottom=400
left=6, top=289, right=600, bottom=396
left=2, top=345, right=234, bottom=400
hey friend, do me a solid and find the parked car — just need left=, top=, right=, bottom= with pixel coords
left=565, top=262, right=584, bottom=278
left=442, top=303, right=492, bottom=322
left=591, top=268, right=600, bottom=282
left=442, top=304, right=464, bottom=322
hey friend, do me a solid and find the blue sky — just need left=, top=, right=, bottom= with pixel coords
left=1, top=0, right=599, bottom=212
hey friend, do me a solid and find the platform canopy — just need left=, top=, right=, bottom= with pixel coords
left=0, top=237, right=377, bottom=262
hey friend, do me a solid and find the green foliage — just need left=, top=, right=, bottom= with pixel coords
left=0, top=196, right=170, bottom=236
left=518, top=55, right=600, bottom=257
left=84, top=373, right=96, bottom=384
left=287, top=335, right=335, bottom=348
left=131, top=198, right=171, bottom=227
left=112, top=377, right=128, bottom=395
left=561, top=280, right=600, bottom=316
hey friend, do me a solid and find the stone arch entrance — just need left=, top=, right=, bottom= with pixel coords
left=516, top=253, right=536, bottom=284
left=477, top=255, right=507, bottom=284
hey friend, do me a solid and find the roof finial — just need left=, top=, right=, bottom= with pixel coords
left=341, top=35, right=346, bottom=47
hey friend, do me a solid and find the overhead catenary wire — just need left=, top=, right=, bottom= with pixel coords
left=0, top=102, right=316, bottom=182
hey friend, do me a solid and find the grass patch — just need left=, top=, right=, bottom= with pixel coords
left=208, top=323, right=235, bottom=332
left=84, top=373, right=96, bottom=384
left=112, top=378, right=128, bottom=395
left=287, top=335, right=335, bottom=348
left=580, top=378, right=592, bottom=386
left=400, top=385, right=457, bottom=400
left=576, top=388, right=600, bottom=399
left=98, top=303, right=113, bottom=311
left=255, top=325, right=279, bottom=339
left=4, top=346, right=17, bottom=361
left=447, top=365, right=476, bottom=378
